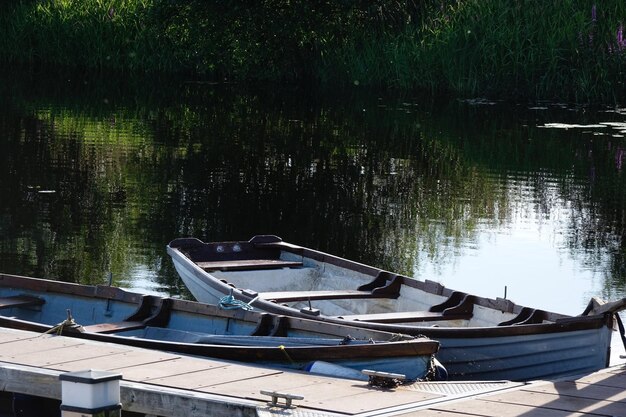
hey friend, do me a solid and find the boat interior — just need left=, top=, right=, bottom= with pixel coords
left=177, top=237, right=567, bottom=328
left=0, top=285, right=415, bottom=346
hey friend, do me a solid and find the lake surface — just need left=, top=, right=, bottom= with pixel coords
left=1, top=70, right=625, bottom=316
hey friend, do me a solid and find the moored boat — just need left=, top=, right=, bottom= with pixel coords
left=0, top=273, right=442, bottom=381
left=167, top=234, right=626, bottom=381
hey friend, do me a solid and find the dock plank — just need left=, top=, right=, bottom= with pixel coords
left=202, top=371, right=332, bottom=398
left=48, top=350, right=160, bottom=372
left=574, top=368, right=626, bottom=388
left=47, top=349, right=182, bottom=373
left=146, top=365, right=284, bottom=390
left=428, top=400, right=591, bottom=417
left=523, top=380, right=626, bottom=402
left=0, top=335, right=84, bottom=358
left=0, top=329, right=41, bottom=344
left=482, top=390, right=626, bottom=416
left=295, top=387, right=440, bottom=415
left=203, top=373, right=442, bottom=415
left=3, top=343, right=124, bottom=367
left=121, top=358, right=230, bottom=382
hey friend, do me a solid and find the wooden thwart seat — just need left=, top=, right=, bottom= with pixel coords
left=82, top=296, right=173, bottom=334
left=258, top=290, right=387, bottom=303
left=0, top=295, right=45, bottom=310
left=336, top=290, right=475, bottom=323
left=197, top=259, right=303, bottom=272
left=248, top=274, right=405, bottom=303
left=336, top=310, right=473, bottom=323
left=82, top=321, right=145, bottom=334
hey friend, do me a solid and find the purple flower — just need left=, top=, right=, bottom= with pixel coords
left=618, top=24, right=625, bottom=50
left=592, top=5, right=597, bottom=22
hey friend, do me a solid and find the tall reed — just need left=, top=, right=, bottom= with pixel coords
left=0, top=1, right=625, bottom=102
left=0, top=0, right=180, bottom=72
left=327, top=0, right=626, bottom=102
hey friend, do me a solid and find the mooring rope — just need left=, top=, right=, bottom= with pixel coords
left=218, top=289, right=253, bottom=311
left=615, top=313, right=626, bottom=352
left=42, top=309, right=83, bottom=335
left=278, top=344, right=295, bottom=364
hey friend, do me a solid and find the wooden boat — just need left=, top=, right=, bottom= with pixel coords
left=0, top=273, right=442, bottom=381
left=167, top=235, right=626, bottom=381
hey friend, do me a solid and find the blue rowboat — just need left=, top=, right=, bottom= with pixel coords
left=0, top=273, right=442, bottom=382
left=167, top=235, right=626, bottom=381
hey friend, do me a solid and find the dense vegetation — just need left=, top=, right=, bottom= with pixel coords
left=1, top=1, right=625, bottom=102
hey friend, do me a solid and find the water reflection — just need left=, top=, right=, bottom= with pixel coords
left=0, top=69, right=625, bottom=314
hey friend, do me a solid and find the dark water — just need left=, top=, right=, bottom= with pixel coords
left=1, top=70, right=625, bottom=315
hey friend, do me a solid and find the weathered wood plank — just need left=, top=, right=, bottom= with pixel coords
left=429, top=399, right=590, bottom=417
left=0, top=330, right=40, bottom=344
left=4, top=343, right=125, bottom=367
left=0, top=334, right=84, bottom=358
left=293, top=385, right=439, bottom=415
left=574, top=368, right=626, bottom=388
left=392, top=411, right=474, bottom=417
left=523, top=380, right=626, bottom=402
left=203, top=373, right=441, bottom=415
left=56, top=350, right=181, bottom=377
left=201, top=371, right=327, bottom=396
left=146, top=365, right=283, bottom=390
left=482, top=390, right=626, bottom=416
left=120, top=357, right=229, bottom=382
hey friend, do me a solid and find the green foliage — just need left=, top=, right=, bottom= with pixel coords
left=0, top=1, right=625, bottom=101
left=144, top=0, right=431, bottom=80
left=341, top=0, right=626, bottom=102
left=0, top=0, right=175, bottom=71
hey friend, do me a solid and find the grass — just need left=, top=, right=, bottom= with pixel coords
left=0, top=1, right=625, bottom=102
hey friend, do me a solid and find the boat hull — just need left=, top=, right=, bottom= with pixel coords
left=168, top=236, right=616, bottom=381
left=0, top=273, right=439, bottom=381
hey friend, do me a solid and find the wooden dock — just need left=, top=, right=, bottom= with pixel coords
left=0, top=327, right=624, bottom=416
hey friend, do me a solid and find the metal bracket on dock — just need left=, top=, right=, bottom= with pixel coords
left=260, top=390, right=304, bottom=409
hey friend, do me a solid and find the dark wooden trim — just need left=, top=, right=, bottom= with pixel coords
left=498, top=307, right=547, bottom=326
left=249, top=313, right=274, bottom=336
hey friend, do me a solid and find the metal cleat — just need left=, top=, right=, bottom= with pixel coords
left=260, top=390, right=304, bottom=409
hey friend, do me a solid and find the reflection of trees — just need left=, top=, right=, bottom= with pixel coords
left=569, top=136, right=626, bottom=293
left=1, top=73, right=625, bottom=299
left=426, top=103, right=626, bottom=294
left=157, top=94, right=509, bottom=277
